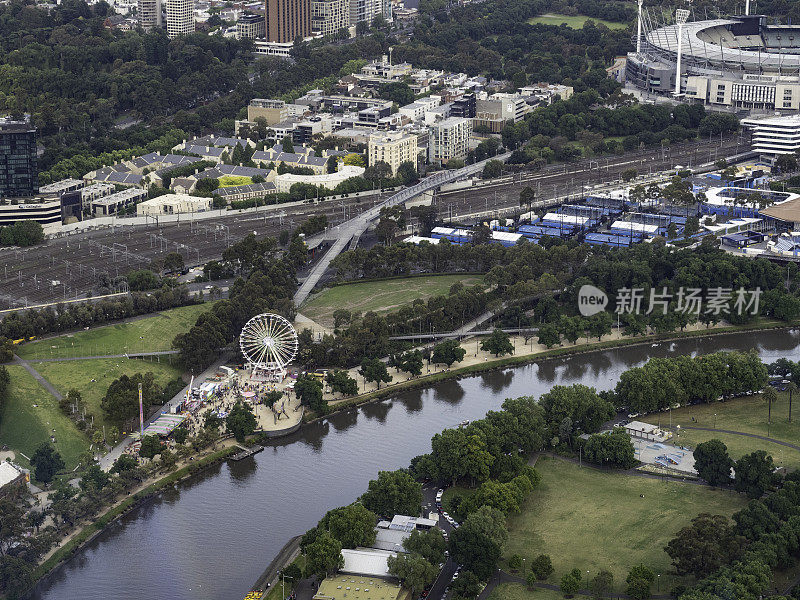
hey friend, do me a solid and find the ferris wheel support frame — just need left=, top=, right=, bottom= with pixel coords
left=239, top=313, right=299, bottom=380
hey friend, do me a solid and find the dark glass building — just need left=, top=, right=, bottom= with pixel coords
left=0, top=116, right=38, bottom=198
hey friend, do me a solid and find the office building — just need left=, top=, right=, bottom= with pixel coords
left=742, top=115, right=800, bottom=155
left=138, top=0, right=162, bottom=29
left=430, top=117, right=471, bottom=164
left=247, top=99, right=290, bottom=125
left=368, top=132, right=418, bottom=175
left=166, top=0, right=194, bottom=38
left=237, top=12, right=266, bottom=39
left=0, top=199, right=61, bottom=227
left=311, top=0, right=348, bottom=37
left=0, top=116, right=38, bottom=199
left=265, top=0, right=311, bottom=43
left=450, top=93, right=476, bottom=119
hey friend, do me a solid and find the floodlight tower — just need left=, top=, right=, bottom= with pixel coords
left=674, top=7, right=691, bottom=96
left=637, top=0, right=644, bottom=53
left=745, top=0, right=750, bottom=15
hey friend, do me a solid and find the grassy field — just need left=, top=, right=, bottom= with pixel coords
left=488, top=583, right=565, bottom=600
left=642, top=393, right=800, bottom=469
left=527, top=13, right=628, bottom=29
left=219, top=175, right=253, bottom=187
left=504, top=457, right=746, bottom=592
left=34, top=358, right=184, bottom=435
left=16, top=303, right=209, bottom=359
left=0, top=365, right=89, bottom=471
left=300, top=275, right=484, bottom=328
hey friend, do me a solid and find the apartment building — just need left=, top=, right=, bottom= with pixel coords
left=368, top=132, right=419, bottom=175
left=430, top=117, right=471, bottom=164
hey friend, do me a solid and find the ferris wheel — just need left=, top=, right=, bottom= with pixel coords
left=239, top=313, right=298, bottom=378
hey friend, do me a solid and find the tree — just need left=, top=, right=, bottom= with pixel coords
left=508, top=554, right=523, bottom=571
left=431, top=340, right=466, bottom=367
left=112, top=455, right=138, bottom=473
left=226, top=401, right=257, bottom=443
left=327, top=155, right=338, bottom=174
left=625, top=564, right=655, bottom=600
left=163, top=252, right=185, bottom=273
left=621, top=168, right=637, bottom=182
left=403, top=529, right=447, bottom=565
left=360, top=357, right=392, bottom=389
left=139, top=435, right=162, bottom=460
left=326, top=370, right=358, bottom=396
left=387, top=553, right=438, bottom=596
left=530, top=554, right=553, bottom=580
left=379, top=82, right=415, bottom=106
left=451, top=570, right=483, bottom=599
left=400, top=351, right=424, bottom=377
left=560, top=568, right=582, bottom=598
left=482, top=160, right=503, bottom=179
left=591, top=570, right=614, bottom=599
left=305, top=531, right=343, bottom=577
left=588, top=312, right=613, bottom=340
left=397, top=161, right=418, bottom=185
left=295, top=374, right=326, bottom=413
left=665, top=513, right=741, bottom=579
left=101, top=372, right=162, bottom=428
left=519, top=186, right=536, bottom=215
left=320, top=503, right=377, bottom=548
left=693, top=439, right=733, bottom=486
left=282, top=135, right=295, bottom=153
left=30, top=443, right=65, bottom=484
left=332, top=309, right=351, bottom=328
left=448, top=506, right=507, bottom=579
left=361, top=470, right=423, bottom=518
left=583, top=429, right=636, bottom=468
left=538, top=323, right=560, bottom=348
left=735, top=450, right=778, bottom=498
left=344, top=153, right=366, bottom=167
left=80, top=464, right=110, bottom=493
left=481, top=329, right=514, bottom=357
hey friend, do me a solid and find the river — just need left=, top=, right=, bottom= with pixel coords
left=28, top=330, right=800, bottom=600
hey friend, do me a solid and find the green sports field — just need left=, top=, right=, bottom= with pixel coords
left=527, top=13, right=628, bottom=29
left=503, top=457, right=746, bottom=591
left=0, top=365, right=89, bottom=472
left=16, top=303, right=210, bottom=359
left=300, top=275, right=484, bottom=328
left=34, top=357, right=184, bottom=435
left=488, top=583, right=566, bottom=600
left=642, top=393, right=800, bottom=469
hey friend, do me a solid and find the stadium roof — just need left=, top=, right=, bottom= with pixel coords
left=647, top=18, right=800, bottom=70
left=760, top=197, right=800, bottom=222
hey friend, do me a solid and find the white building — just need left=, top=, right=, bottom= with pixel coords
left=349, top=0, right=389, bottom=27
left=138, top=0, right=162, bottom=29
left=368, top=132, right=418, bottom=175
left=137, top=193, right=211, bottom=216
left=742, top=115, right=800, bottom=155
left=274, top=164, right=365, bottom=193
left=430, top=117, right=472, bottom=164
left=166, top=0, right=194, bottom=38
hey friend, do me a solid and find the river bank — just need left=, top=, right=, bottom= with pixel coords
left=306, top=318, right=799, bottom=422
left=25, top=326, right=800, bottom=600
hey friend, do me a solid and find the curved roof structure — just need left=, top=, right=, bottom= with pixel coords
left=646, top=18, right=800, bottom=72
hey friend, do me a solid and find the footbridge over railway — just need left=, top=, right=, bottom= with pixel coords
left=293, top=152, right=512, bottom=306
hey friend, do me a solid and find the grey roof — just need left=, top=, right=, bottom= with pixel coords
left=372, top=528, right=411, bottom=553
left=131, top=152, right=162, bottom=168
left=215, top=182, right=276, bottom=197
left=193, top=135, right=251, bottom=149
left=195, top=164, right=271, bottom=180
left=163, top=154, right=204, bottom=166
left=184, top=145, right=225, bottom=158
left=105, top=171, right=143, bottom=184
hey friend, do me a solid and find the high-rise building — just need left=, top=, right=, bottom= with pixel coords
left=368, top=132, right=418, bottom=175
left=0, top=115, right=38, bottom=199
left=430, top=117, right=472, bottom=165
left=265, top=0, right=311, bottom=43
left=311, top=0, right=348, bottom=37
left=237, top=12, right=266, bottom=38
left=138, top=0, right=162, bottom=30
left=166, top=0, right=194, bottom=38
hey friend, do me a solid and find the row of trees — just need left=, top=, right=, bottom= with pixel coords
left=615, top=350, right=768, bottom=414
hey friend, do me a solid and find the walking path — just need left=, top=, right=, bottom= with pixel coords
left=26, top=350, right=179, bottom=363
left=10, top=354, right=63, bottom=401
left=666, top=425, right=800, bottom=452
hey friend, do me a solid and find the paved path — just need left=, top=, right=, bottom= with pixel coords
left=26, top=350, right=180, bottom=363
left=10, top=354, right=63, bottom=401
left=665, top=425, right=800, bottom=452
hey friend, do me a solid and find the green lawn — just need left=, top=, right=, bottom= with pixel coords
left=0, top=365, right=89, bottom=472
left=527, top=13, right=628, bottom=29
left=300, top=275, right=484, bottom=328
left=16, top=303, right=210, bottom=359
left=488, top=583, right=565, bottom=600
left=34, top=358, right=184, bottom=436
left=219, top=175, right=254, bottom=187
left=642, top=393, right=800, bottom=469
left=504, top=457, right=746, bottom=592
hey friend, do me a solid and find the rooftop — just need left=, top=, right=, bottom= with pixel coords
left=341, top=548, right=396, bottom=578
left=314, top=575, right=404, bottom=600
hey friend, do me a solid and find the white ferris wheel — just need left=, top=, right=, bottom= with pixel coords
left=239, top=313, right=298, bottom=378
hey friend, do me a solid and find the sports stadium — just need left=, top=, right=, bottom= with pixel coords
left=626, top=12, right=800, bottom=111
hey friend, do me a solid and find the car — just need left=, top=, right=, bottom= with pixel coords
left=442, top=511, right=450, bottom=519
left=444, top=550, right=449, bottom=557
